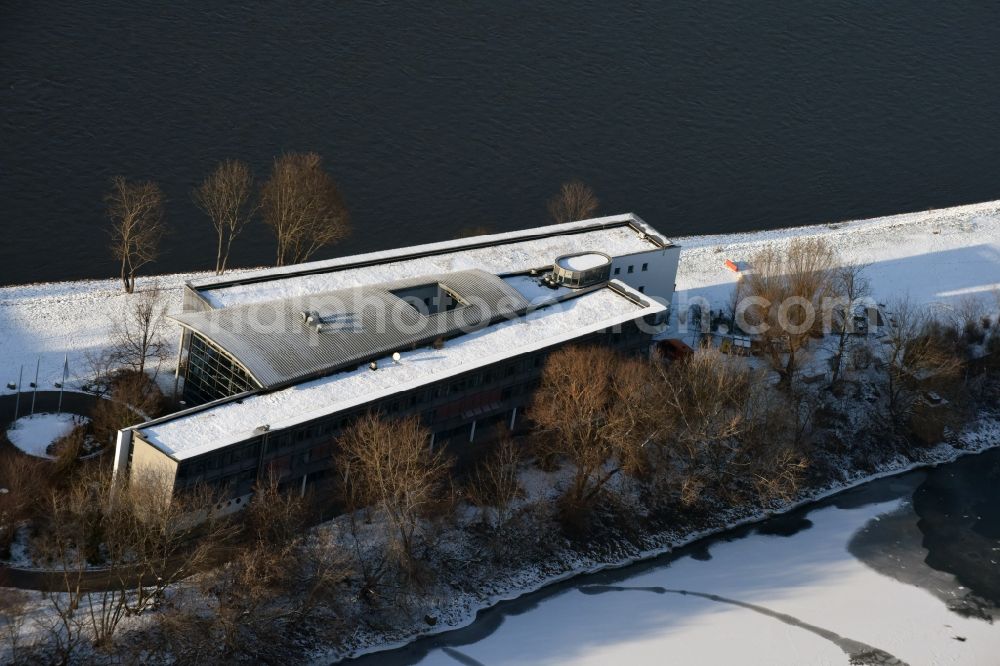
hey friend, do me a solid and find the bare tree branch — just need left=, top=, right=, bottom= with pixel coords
left=741, top=237, right=839, bottom=387
left=877, top=297, right=964, bottom=424
left=530, top=347, right=659, bottom=520
left=546, top=180, right=599, bottom=225
left=336, top=413, right=451, bottom=572
left=260, top=152, right=350, bottom=267
left=106, top=176, right=166, bottom=293
left=828, top=262, right=871, bottom=386
left=193, top=159, right=257, bottom=274
left=108, top=284, right=168, bottom=378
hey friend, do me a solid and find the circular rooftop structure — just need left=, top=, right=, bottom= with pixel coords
left=552, top=252, right=612, bottom=288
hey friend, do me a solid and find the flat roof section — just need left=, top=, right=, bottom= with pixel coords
left=501, top=275, right=574, bottom=302
left=191, top=214, right=665, bottom=309
left=139, top=281, right=664, bottom=460
left=171, top=269, right=530, bottom=388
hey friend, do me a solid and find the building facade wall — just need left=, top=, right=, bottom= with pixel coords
left=129, top=435, right=181, bottom=504
left=609, top=246, right=681, bottom=312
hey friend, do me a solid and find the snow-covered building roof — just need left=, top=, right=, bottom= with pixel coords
left=141, top=280, right=665, bottom=459
left=187, top=213, right=671, bottom=309
left=171, top=269, right=533, bottom=388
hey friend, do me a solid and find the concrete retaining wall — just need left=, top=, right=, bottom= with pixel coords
left=1, top=390, right=102, bottom=426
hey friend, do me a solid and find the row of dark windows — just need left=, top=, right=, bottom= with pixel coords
left=613, top=262, right=649, bottom=276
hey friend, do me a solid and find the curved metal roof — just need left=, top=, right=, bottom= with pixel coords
left=170, top=269, right=532, bottom=388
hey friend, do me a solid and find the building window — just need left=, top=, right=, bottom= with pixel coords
left=183, top=333, right=258, bottom=405
left=627, top=265, right=634, bottom=274
left=638, top=286, right=645, bottom=294
left=641, top=263, right=648, bottom=272
left=613, top=267, right=620, bottom=275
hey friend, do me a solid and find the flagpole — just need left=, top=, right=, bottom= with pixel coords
left=14, top=365, right=23, bottom=421
left=30, top=357, right=40, bottom=416
left=58, top=354, right=68, bottom=414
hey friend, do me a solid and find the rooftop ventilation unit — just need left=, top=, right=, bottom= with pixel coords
left=551, top=252, right=612, bottom=288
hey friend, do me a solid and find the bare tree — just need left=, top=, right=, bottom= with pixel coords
left=949, top=294, right=989, bottom=348
left=35, top=467, right=233, bottom=652
left=107, top=176, right=166, bottom=293
left=89, top=371, right=161, bottom=448
left=546, top=180, right=599, bottom=224
left=653, top=348, right=808, bottom=506
left=531, top=346, right=616, bottom=513
left=0, top=450, right=48, bottom=559
left=260, top=152, right=350, bottom=266
left=827, top=262, right=871, bottom=386
left=747, top=431, right=810, bottom=503
left=109, top=284, right=168, bottom=378
left=530, top=347, right=658, bottom=519
left=193, top=159, right=257, bottom=274
left=467, top=436, right=523, bottom=528
left=603, top=356, right=663, bottom=478
left=155, top=475, right=349, bottom=663
left=654, top=348, right=759, bottom=497
left=741, top=238, right=839, bottom=386
left=0, top=588, right=32, bottom=664
left=337, top=414, right=450, bottom=569
left=877, top=297, right=964, bottom=423
left=988, top=289, right=1000, bottom=371
left=122, top=470, right=236, bottom=602
left=34, top=480, right=93, bottom=661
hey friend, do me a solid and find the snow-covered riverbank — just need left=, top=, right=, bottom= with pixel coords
left=326, top=418, right=1000, bottom=664
left=2, top=199, right=999, bottom=395
left=386, top=484, right=998, bottom=666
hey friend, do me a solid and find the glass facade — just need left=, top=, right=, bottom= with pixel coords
left=183, top=333, right=259, bottom=405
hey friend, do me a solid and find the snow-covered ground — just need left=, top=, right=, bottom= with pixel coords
left=1, top=199, right=998, bottom=397
left=671, top=199, right=1000, bottom=310
left=0, top=273, right=200, bottom=396
left=408, top=497, right=999, bottom=666
left=5, top=412, right=87, bottom=459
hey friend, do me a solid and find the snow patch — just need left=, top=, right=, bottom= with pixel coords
left=557, top=252, right=609, bottom=271
left=5, top=412, right=87, bottom=459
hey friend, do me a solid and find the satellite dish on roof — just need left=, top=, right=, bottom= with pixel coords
left=392, top=352, right=401, bottom=364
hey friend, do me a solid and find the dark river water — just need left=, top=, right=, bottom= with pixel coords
left=349, top=447, right=1000, bottom=665
left=3, top=2, right=1000, bottom=285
